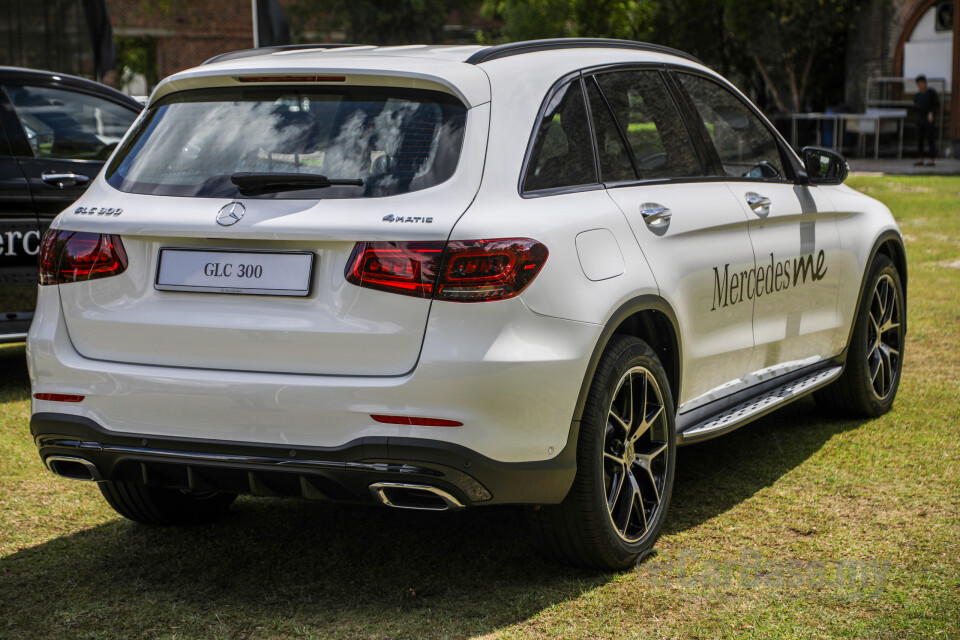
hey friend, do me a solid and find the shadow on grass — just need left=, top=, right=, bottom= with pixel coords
left=0, top=342, right=29, bottom=392
left=0, top=341, right=864, bottom=638
left=669, top=396, right=862, bottom=535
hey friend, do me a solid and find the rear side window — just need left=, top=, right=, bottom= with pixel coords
left=593, top=70, right=703, bottom=180
left=676, top=73, right=787, bottom=180
left=106, top=86, right=466, bottom=199
left=522, top=80, right=597, bottom=193
left=4, top=85, right=138, bottom=161
left=585, top=77, right=635, bottom=183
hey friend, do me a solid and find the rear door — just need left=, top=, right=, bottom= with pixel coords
left=0, top=90, right=37, bottom=337
left=587, top=68, right=758, bottom=408
left=673, top=71, right=842, bottom=378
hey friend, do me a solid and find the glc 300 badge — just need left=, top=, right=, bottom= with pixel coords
left=217, top=202, right=246, bottom=226
left=382, top=214, right=433, bottom=224
left=74, top=206, right=122, bottom=216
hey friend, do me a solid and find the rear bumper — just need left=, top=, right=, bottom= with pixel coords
left=32, top=413, right=578, bottom=506
left=29, top=285, right=600, bottom=464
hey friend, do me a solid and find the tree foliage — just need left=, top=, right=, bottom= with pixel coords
left=480, top=0, right=656, bottom=41
left=482, top=0, right=862, bottom=113
left=649, top=0, right=744, bottom=78
left=115, top=36, right=159, bottom=91
left=285, top=0, right=859, bottom=113
left=287, top=0, right=481, bottom=45
left=722, top=0, right=862, bottom=113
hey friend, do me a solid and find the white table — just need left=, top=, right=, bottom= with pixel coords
left=790, top=110, right=907, bottom=159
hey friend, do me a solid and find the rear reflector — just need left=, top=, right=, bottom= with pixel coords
left=371, top=414, right=463, bottom=427
left=38, top=230, right=128, bottom=286
left=346, top=238, right=548, bottom=302
left=33, top=393, right=84, bottom=403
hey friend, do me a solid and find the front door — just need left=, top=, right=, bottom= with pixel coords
left=0, top=80, right=139, bottom=337
left=1, top=82, right=139, bottom=230
left=673, top=71, right=843, bottom=381
left=0, top=96, right=38, bottom=337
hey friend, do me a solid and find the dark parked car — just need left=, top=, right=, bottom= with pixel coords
left=0, top=67, right=141, bottom=342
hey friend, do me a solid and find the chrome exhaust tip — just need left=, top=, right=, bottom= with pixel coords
left=369, top=482, right=464, bottom=511
left=45, top=456, right=103, bottom=482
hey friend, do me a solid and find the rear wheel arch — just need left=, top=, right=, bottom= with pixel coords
left=572, top=296, right=682, bottom=424
left=531, top=334, right=676, bottom=569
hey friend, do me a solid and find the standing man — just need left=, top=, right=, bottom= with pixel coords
left=914, top=75, right=939, bottom=166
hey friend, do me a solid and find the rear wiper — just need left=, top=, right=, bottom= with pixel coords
left=231, top=172, right=364, bottom=196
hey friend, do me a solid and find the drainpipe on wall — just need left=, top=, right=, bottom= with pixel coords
left=252, top=0, right=260, bottom=48
left=951, top=0, right=960, bottom=157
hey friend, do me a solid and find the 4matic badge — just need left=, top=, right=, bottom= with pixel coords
left=382, top=214, right=434, bottom=224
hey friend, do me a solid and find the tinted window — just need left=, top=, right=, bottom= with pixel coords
left=594, top=70, right=703, bottom=180
left=106, top=87, right=466, bottom=199
left=523, top=80, right=597, bottom=192
left=0, top=120, right=10, bottom=157
left=676, top=73, right=787, bottom=180
left=585, top=78, right=635, bottom=183
left=4, top=85, right=138, bottom=161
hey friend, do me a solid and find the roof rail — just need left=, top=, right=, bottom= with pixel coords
left=465, top=38, right=703, bottom=66
left=202, top=44, right=362, bottom=66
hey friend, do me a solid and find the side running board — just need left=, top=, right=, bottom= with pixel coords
left=678, top=365, right=843, bottom=444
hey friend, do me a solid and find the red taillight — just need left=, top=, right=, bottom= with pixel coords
left=37, top=230, right=128, bottom=286
left=437, top=239, right=548, bottom=302
left=346, top=242, right=445, bottom=298
left=371, top=414, right=463, bottom=427
left=345, top=238, right=548, bottom=302
left=33, top=393, right=84, bottom=403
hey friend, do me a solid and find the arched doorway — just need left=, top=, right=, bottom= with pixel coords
left=895, top=0, right=959, bottom=156
left=898, top=0, right=954, bottom=90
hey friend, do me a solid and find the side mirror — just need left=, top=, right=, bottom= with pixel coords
left=801, top=146, right=848, bottom=185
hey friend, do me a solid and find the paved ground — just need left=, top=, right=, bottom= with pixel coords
left=847, top=157, right=960, bottom=176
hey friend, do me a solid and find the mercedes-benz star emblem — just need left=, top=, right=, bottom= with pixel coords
left=216, top=202, right=246, bottom=226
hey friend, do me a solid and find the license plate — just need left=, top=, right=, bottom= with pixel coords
left=155, top=248, right=314, bottom=296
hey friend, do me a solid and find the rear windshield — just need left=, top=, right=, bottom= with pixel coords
left=105, top=86, right=467, bottom=199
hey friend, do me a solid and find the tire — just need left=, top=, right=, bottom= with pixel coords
left=815, top=254, right=905, bottom=417
left=98, top=480, right=236, bottom=526
left=529, top=335, right=676, bottom=570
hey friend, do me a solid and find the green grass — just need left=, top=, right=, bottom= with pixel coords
left=1, top=175, right=958, bottom=639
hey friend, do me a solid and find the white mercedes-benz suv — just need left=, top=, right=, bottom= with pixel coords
left=27, top=39, right=906, bottom=570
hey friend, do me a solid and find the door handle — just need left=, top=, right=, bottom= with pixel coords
left=745, top=192, right=771, bottom=216
left=639, top=203, right=672, bottom=226
left=41, top=172, right=90, bottom=189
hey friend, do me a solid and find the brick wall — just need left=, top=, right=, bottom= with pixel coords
left=846, top=0, right=891, bottom=108
left=847, top=0, right=957, bottom=154
left=108, top=0, right=261, bottom=78
left=844, top=0, right=945, bottom=108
